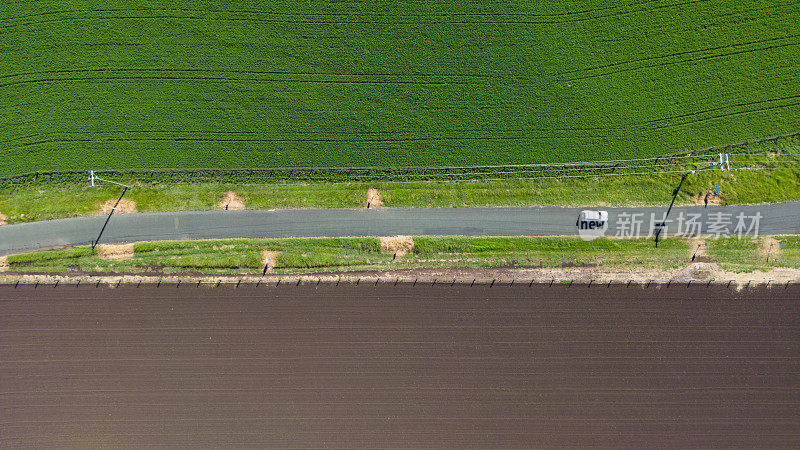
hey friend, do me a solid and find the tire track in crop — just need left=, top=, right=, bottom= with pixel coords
left=0, top=103, right=534, bottom=117
left=0, top=74, right=473, bottom=89
left=0, top=125, right=612, bottom=143
left=634, top=95, right=800, bottom=129
left=0, top=0, right=715, bottom=29
left=0, top=68, right=507, bottom=81
left=567, top=40, right=800, bottom=82
left=561, top=34, right=800, bottom=79
left=4, top=32, right=797, bottom=87
left=592, top=6, right=788, bottom=47
left=0, top=0, right=700, bottom=21
left=671, top=3, right=796, bottom=37
left=647, top=102, right=800, bottom=131
left=0, top=1, right=667, bottom=22
left=3, top=135, right=604, bottom=147
left=1, top=133, right=608, bottom=153
left=8, top=107, right=794, bottom=153
left=4, top=5, right=789, bottom=57
left=5, top=96, right=798, bottom=148
left=4, top=2, right=785, bottom=55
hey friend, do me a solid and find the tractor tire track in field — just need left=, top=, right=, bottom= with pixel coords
left=0, top=68, right=508, bottom=81
left=0, top=1, right=670, bottom=22
left=636, top=4, right=798, bottom=43
left=3, top=7, right=789, bottom=57
left=0, top=75, right=473, bottom=89
left=5, top=23, right=797, bottom=83
left=1, top=103, right=552, bottom=116
left=4, top=96, right=798, bottom=150
left=560, top=34, right=800, bottom=78
left=0, top=126, right=614, bottom=144
left=0, top=0, right=712, bottom=26
left=648, top=102, right=800, bottom=131
left=3, top=3, right=789, bottom=45
left=2, top=135, right=608, bottom=152
left=1, top=1, right=720, bottom=29
left=636, top=95, right=800, bottom=129
left=3, top=33, right=797, bottom=86
left=567, top=40, right=800, bottom=82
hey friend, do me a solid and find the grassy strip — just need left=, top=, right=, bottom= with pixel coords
left=1, top=165, right=799, bottom=224
left=8, top=235, right=796, bottom=276
left=6, top=238, right=387, bottom=274
left=412, top=236, right=688, bottom=269
left=707, top=236, right=800, bottom=272
left=1, top=139, right=797, bottom=224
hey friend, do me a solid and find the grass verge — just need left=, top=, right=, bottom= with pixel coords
left=1, top=139, right=798, bottom=224
left=1, top=165, right=799, bottom=225
left=4, top=236, right=797, bottom=276
left=708, top=236, right=800, bottom=272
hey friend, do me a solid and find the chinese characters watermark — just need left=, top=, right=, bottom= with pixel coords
left=577, top=211, right=762, bottom=239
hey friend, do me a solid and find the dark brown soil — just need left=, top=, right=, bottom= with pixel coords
left=2, top=284, right=799, bottom=448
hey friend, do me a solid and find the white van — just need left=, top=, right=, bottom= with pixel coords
left=576, top=210, right=608, bottom=230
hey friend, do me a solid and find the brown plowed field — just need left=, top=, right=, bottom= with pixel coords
left=2, top=284, right=799, bottom=448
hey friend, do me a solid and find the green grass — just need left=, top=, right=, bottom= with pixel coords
left=7, top=235, right=797, bottom=275
left=412, top=236, right=689, bottom=269
left=2, top=164, right=800, bottom=224
left=705, top=237, right=767, bottom=272
left=4, top=236, right=692, bottom=275
left=707, top=235, right=800, bottom=271
left=5, top=237, right=388, bottom=274
left=2, top=1, right=799, bottom=176
left=774, top=236, right=800, bottom=268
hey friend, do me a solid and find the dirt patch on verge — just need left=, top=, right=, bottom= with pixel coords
left=0, top=212, right=7, bottom=226
left=693, top=190, right=721, bottom=206
left=261, top=250, right=281, bottom=272
left=98, top=199, right=137, bottom=215
left=671, top=262, right=800, bottom=289
left=219, top=191, right=245, bottom=210
left=0, top=256, right=8, bottom=272
left=371, top=262, right=800, bottom=288
left=690, top=239, right=708, bottom=257
left=96, top=244, right=134, bottom=261
left=689, top=239, right=711, bottom=262
left=675, top=262, right=718, bottom=281
left=380, top=236, right=414, bottom=256
left=365, top=188, right=384, bottom=209
left=760, top=237, right=780, bottom=260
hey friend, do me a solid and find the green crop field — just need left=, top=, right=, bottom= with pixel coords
left=1, top=0, right=799, bottom=177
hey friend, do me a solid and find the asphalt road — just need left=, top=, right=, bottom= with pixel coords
left=2, top=284, right=799, bottom=448
left=1, top=202, right=799, bottom=255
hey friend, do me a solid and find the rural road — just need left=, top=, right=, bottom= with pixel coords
left=1, top=202, right=799, bottom=255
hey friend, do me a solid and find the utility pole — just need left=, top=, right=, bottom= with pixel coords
left=89, top=171, right=130, bottom=250
left=654, top=159, right=722, bottom=247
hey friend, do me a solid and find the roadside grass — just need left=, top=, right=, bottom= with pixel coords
left=410, top=237, right=689, bottom=270
left=1, top=165, right=799, bottom=224
left=4, top=238, right=387, bottom=274
left=5, top=236, right=692, bottom=275
left=774, top=236, right=800, bottom=268
left=8, top=235, right=798, bottom=276
left=706, top=236, right=800, bottom=272
left=707, top=237, right=769, bottom=272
